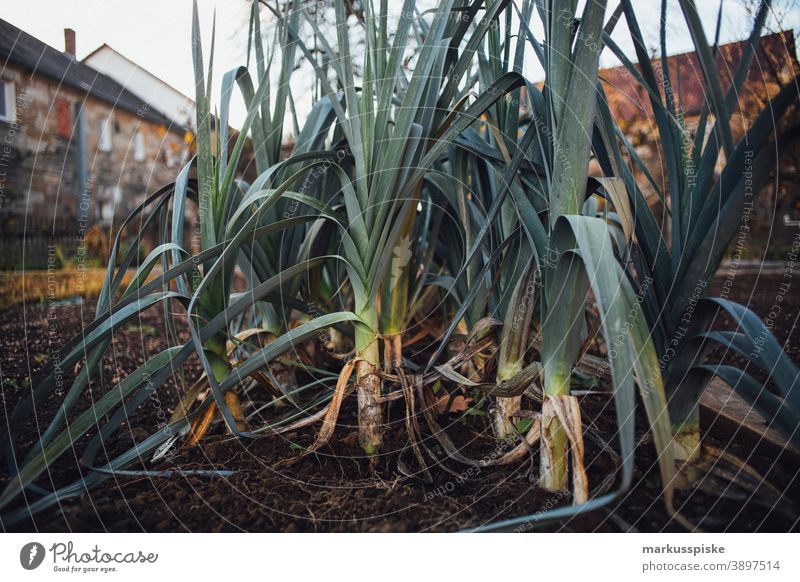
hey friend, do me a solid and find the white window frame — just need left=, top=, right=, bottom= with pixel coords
left=0, top=79, right=16, bottom=123
left=99, top=115, right=113, bottom=152
left=133, top=128, right=146, bottom=161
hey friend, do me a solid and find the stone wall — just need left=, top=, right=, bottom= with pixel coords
left=0, top=64, right=188, bottom=232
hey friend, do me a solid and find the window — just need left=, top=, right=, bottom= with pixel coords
left=99, top=115, right=113, bottom=152
left=133, top=128, right=145, bottom=161
left=0, top=80, right=16, bottom=122
left=100, top=186, right=122, bottom=224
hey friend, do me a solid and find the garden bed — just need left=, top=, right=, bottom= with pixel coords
left=1, top=272, right=798, bottom=532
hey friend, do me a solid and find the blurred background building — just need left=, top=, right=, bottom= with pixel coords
left=0, top=19, right=192, bottom=269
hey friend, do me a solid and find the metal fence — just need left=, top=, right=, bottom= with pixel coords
left=0, top=220, right=82, bottom=270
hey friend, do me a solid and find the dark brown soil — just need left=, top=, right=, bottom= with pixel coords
left=1, top=272, right=798, bottom=532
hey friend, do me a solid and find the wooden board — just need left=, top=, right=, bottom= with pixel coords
left=700, top=378, right=800, bottom=464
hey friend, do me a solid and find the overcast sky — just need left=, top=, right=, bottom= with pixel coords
left=1, top=0, right=798, bottom=130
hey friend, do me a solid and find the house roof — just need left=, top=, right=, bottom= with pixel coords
left=600, top=30, right=800, bottom=126
left=0, top=18, right=184, bottom=133
left=83, top=43, right=195, bottom=104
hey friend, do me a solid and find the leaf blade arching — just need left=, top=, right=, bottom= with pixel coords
left=550, top=215, right=676, bottom=506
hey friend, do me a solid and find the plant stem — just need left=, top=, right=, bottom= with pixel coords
left=493, top=360, right=522, bottom=439
left=355, top=303, right=383, bottom=455
left=493, top=396, right=522, bottom=438
left=495, top=265, right=535, bottom=439
left=672, top=406, right=702, bottom=486
left=380, top=190, right=417, bottom=369
left=206, top=334, right=248, bottom=433
left=540, top=373, right=570, bottom=492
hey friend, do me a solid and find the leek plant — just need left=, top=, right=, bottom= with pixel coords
left=1, top=0, right=798, bottom=532
left=477, top=0, right=538, bottom=439
left=597, top=0, right=800, bottom=466
left=295, top=0, right=545, bottom=452
left=0, top=0, right=359, bottom=517
left=424, top=0, right=676, bottom=506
